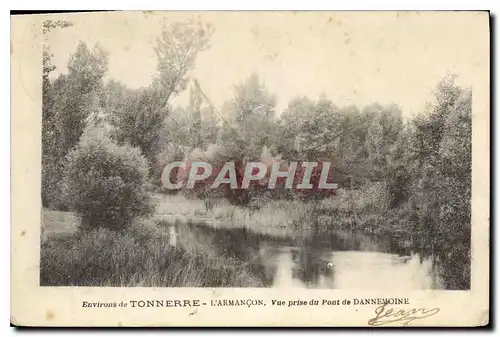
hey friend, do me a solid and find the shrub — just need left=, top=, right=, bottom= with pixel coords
left=353, top=182, right=391, bottom=214
left=61, top=127, right=153, bottom=231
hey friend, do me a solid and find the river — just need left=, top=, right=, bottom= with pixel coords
left=164, top=219, right=443, bottom=290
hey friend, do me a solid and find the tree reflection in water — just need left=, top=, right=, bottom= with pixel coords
left=173, top=220, right=442, bottom=289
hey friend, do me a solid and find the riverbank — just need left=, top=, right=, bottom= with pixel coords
left=152, top=192, right=407, bottom=246
left=40, top=210, right=263, bottom=287
left=40, top=208, right=443, bottom=289
left=40, top=190, right=465, bottom=289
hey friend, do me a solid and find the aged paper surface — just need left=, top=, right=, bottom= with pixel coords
left=11, top=11, right=489, bottom=327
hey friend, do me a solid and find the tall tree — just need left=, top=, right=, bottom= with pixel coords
left=52, top=42, right=109, bottom=159
left=112, top=87, right=166, bottom=166
left=362, top=103, right=405, bottom=183
left=277, top=96, right=343, bottom=170
left=154, top=19, right=213, bottom=106
left=42, top=20, right=73, bottom=166
left=218, top=73, right=277, bottom=161
left=405, top=76, right=471, bottom=289
left=41, top=20, right=72, bottom=208
left=112, top=19, right=213, bottom=169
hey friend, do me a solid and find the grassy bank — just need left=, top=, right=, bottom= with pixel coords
left=40, top=212, right=263, bottom=287
left=152, top=190, right=397, bottom=239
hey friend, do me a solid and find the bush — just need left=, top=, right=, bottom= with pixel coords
left=61, top=128, right=153, bottom=231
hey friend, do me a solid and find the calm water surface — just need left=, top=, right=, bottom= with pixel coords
left=166, top=220, right=443, bottom=290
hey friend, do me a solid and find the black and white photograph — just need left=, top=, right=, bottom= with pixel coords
left=10, top=10, right=490, bottom=327
left=38, top=11, right=476, bottom=290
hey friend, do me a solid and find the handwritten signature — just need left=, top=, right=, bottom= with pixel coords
left=368, top=303, right=440, bottom=326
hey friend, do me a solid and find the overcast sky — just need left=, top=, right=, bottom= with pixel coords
left=46, top=11, right=487, bottom=117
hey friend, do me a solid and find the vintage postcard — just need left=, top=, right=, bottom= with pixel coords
left=11, top=10, right=490, bottom=327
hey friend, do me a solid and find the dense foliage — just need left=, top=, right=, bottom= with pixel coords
left=42, top=19, right=472, bottom=289
left=61, top=128, right=153, bottom=230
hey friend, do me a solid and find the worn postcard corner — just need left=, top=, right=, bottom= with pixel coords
left=10, top=10, right=490, bottom=327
